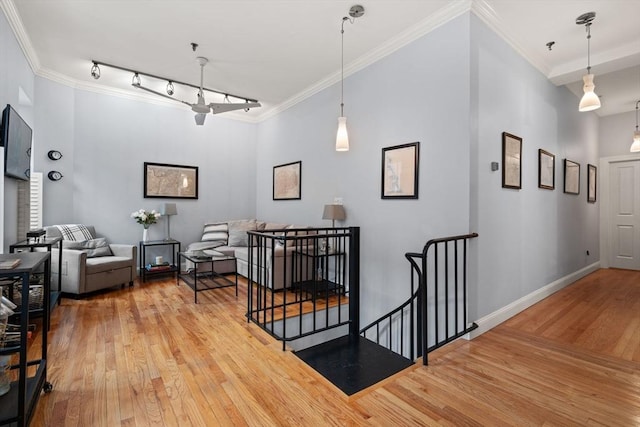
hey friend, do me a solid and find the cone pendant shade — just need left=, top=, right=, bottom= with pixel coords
left=631, top=131, right=640, bottom=153
left=336, top=116, right=349, bottom=151
left=579, top=74, right=601, bottom=112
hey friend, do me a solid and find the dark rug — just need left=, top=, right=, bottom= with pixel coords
left=294, top=334, right=414, bottom=395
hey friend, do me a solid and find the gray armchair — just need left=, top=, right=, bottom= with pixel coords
left=44, top=225, right=137, bottom=296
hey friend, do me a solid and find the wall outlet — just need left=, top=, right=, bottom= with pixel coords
left=334, top=197, right=343, bottom=205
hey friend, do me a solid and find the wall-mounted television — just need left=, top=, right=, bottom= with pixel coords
left=1, top=104, right=32, bottom=181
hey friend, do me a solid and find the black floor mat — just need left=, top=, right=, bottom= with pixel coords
left=294, top=335, right=414, bottom=395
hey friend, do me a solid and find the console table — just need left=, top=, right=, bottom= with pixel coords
left=139, top=239, right=180, bottom=282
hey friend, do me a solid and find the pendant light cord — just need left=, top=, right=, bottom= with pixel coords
left=340, top=17, right=349, bottom=117
left=636, top=100, right=640, bottom=132
left=585, top=23, right=592, bottom=74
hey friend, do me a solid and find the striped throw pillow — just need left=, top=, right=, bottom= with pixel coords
left=202, top=223, right=228, bottom=245
left=56, top=224, right=95, bottom=241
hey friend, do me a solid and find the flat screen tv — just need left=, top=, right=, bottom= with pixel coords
left=1, top=104, right=32, bottom=181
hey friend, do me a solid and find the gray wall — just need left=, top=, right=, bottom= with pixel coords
left=257, top=14, right=473, bottom=324
left=599, top=110, right=638, bottom=158
left=469, top=14, right=600, bottom=319
left=0, top=11, right=35, bottom=251
left=34, top=80, right=258, bottom=247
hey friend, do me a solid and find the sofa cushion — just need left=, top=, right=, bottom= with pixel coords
left=63, top=237, right=113, bottom=258
left=202, top=222, right=228, bottom=245
left=85, top=256, right=134, bottom=275
left=187, top=241, right=225, bottom=252
left=55, top=224, right=95, bottom=241
left=228, top=219, right=257, bottom=247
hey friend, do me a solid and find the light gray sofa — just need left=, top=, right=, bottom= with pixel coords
left=45, top=225, right=137, bottom=296
left=186, top=219, right=313, bottom=290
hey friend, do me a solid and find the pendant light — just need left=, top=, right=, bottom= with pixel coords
left=576, top=12, right=601, bottom=112
left=632, top=101, right=640, bottom=152
left=336, top=5, right=365, bottom=152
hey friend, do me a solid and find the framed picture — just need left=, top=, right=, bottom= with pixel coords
left=538, top=149, right=555, bottom=190
left=381, top=141, right=419, bottom=199
left=502, top=132, right=522, bottom=189
left=563, top=159, right=580, bottom=195
left=273, top=161, right=301, bottom=200
left=587, top=164, right=597, bottom=203
left=144, top=162, right=198, bottom=199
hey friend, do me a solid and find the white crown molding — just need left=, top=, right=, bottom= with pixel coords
left=257, top=0, right=473, bottom=121
left=471, top=0, right=551, bottom=79
left=0, top=0, right=39, bottom=72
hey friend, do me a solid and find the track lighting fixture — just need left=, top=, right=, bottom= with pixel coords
left=90, top=62, right=100, bottom=79
left=631, top=101, right=640, bottom=153
left=336, top=5, right=365, bottom=152
left=576, top=12, right=601, bottom=112
left=88, top=54, right=260, bottom=123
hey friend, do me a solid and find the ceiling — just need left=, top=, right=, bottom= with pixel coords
left=2, top=0, right=640, bottom=122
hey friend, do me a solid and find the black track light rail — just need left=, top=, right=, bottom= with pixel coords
left=91, top=60, right=259, bottom=103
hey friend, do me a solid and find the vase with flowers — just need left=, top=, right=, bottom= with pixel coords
left=131, top=209, right=161, bottom=242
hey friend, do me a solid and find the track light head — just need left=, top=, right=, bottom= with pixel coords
left=90, top=62, right=100, bottom=79
left=132, top=73, right=141, bottom=86
left=166, top=81, right=175, bottom=96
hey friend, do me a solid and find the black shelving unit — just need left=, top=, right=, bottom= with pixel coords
left=139, top=239, right=181, bottom=282
left=10, top=236, right=63, bottom=316
left=0, top=252, right=52, bottom=426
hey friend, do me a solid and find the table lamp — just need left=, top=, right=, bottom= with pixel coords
left=322, top=204, right=346, bottom=227
left=161, top=203, right=177, bottom=240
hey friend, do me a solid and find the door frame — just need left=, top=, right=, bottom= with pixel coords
left=599, top=153, right=640, bottom=268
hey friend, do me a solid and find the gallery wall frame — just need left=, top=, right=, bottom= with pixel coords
left=587, top=164, right=597, bottom=203
left=273, top=160, right=301, bottom=200
left=502, top=132, right=522, bottom=189
left=538, top=149, right=555, bottom=190
left=144, top=162, right=198, bottom=199
left=563, top=159, right=580, bottom=195
left=381, top=141, right=420, bottom=199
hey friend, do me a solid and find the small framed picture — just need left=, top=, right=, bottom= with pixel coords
left=381, top=142, right=419, bottom=199
left=273, top=161, right=301, bottom=200
left=563, top=159, right=580, bottom=195
left=538, top=149, right=555, bottom=190
left=587, top=164, right=597, bottom=203
left=502, top=132, right=522, bottom=189
left=144, top=162, right=198, bottom=199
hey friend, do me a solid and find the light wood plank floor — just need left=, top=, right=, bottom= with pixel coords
left=27, top=268, right=640, bottom=426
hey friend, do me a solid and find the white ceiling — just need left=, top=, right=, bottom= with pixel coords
left=2, top=0, right=640, bottom=121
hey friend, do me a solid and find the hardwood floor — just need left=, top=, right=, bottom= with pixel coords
left=27, top=268, right=640, bottom=426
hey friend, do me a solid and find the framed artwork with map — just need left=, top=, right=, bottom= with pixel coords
left=144, top=162, right=198, bottom=199
left=502, top=132, right=522, bottom=190
left=273, top=161, right=301, bottom=200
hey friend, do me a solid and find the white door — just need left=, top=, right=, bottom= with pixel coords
left=609, top=160, right=640, bottom=270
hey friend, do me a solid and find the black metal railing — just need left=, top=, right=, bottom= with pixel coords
left=360, top=232, right=478, bottom=365
left=247, top=226, right=359, bottom=350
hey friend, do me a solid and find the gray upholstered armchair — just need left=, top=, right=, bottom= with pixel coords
left=44, top=225, right=137, bottom=296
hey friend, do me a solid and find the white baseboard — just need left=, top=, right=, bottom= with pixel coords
left=466, top=261, right=600, bottom=339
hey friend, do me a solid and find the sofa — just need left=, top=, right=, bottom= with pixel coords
left=44, top=225, right=137, bottom=296
left=185, top=219, right=314, bottom=290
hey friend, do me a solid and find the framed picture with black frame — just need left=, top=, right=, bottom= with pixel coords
left=563, top=159, right=580, bottom=195
left=538, top=149, right=555, bottom=190
left=587, top=163, right=597, bottom=203
left=381, top=141, right=420, bottom=199
left=502, top=132, right=522, bottom=189
left=144, top=162, right=198, bottom=199
left=273, top=161, right=301, bottom=200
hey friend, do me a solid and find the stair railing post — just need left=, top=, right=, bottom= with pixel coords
left=348, top=226, right=360, bottom=337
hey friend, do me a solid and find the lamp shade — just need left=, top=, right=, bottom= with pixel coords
left=161, top=203, right=177, bottom=216
left=336, top=116, right=349, bottom=151
left=631, top=131, right=640, bottom=153
left=322, top=204, right=346, bottom=221
left=579, top=74, right=601, bottom=112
